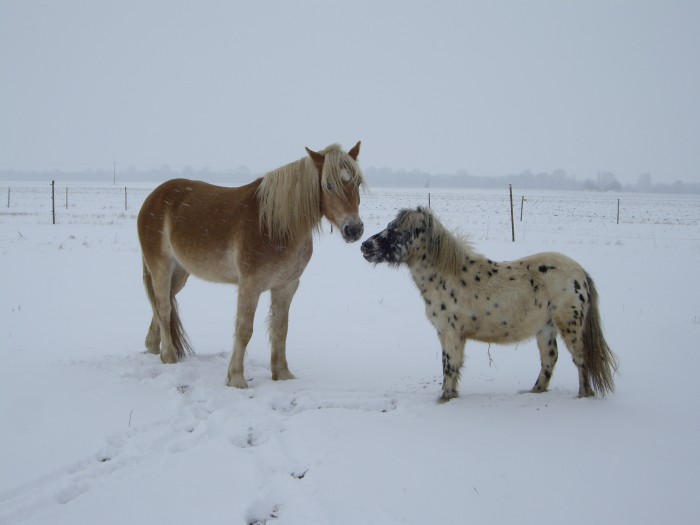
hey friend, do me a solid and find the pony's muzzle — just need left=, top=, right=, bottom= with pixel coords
left=361, top=237, right=382, bottom=262
left=342, top=219, right=364, bottom=243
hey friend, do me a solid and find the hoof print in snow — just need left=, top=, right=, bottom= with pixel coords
left=291, top=468, right=308, bottom=479
left=176, top=384, right=190, bottom=394
left=247, top=504, right=280, bottom=524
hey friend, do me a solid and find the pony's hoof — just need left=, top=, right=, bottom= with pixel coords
left=272, top=369, right=296, bottom=381
left=227, top=374, right=249, bottom=389
left=438, top=391, right=458, bottom=403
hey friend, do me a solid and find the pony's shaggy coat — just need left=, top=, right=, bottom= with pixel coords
left=138, top=142, right=364, bottom=387
left=361, top=207, right=618, bottom=402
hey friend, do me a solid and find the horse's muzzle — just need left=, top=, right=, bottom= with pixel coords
left=342, top=220, right=364, bottom=243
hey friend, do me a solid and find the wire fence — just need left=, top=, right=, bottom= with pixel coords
left=2, top=183, right=699, bottom=242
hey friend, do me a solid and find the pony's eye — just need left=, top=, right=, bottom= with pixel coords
left=326, top=182, right=334, bottom=191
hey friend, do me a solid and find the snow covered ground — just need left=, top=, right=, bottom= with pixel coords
left=1, top=182, right=699, bottom=524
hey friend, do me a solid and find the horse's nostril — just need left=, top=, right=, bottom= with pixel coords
left=343, top=222, right=364, bottom=241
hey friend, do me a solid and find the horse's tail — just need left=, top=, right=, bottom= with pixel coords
left=582, top=271, right=619, bottom=395
left=142, top=260, right=193, bottom=359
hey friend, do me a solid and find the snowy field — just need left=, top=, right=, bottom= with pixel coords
left=1, top=181, right=699, bottom=524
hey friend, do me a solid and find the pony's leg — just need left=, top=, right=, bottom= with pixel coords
left=531, top=320, right=559, bottom=393
left=227, top=283, right=262, bottom=388
left=439, top=330, right=466, bottom=402
left=269, top=279, right=300, bottom=381
left=556, top=320, right=594, bottom=397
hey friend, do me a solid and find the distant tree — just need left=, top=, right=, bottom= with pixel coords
left=597, top=170, right=621, bottom=192
left=637, top=172, right=652, bottom=192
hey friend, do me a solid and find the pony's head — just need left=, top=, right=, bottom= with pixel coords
left=306, top=142, right=364, bottom=242
left=361, top=207, right=428, bottom=265
left=362, top=207, right=469, bottom=275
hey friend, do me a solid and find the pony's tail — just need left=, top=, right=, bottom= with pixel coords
left=142, top=261, right=193, bottom=360
left=582, top=272, right=619, bottom=395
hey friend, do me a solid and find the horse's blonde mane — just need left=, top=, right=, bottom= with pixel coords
left=256, top=144, right=364, bottom=244
left=319, top=143, right=365, bottom=202
left=400, top=207, right=475, bottom=276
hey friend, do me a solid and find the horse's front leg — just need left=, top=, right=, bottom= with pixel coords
left=438, top=329, right=466, bottom=403
left=227, top=283, right=262, bottom=388
left=269, top=279, right=300, bottom=381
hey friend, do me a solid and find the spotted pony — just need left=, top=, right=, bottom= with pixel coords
left=361, top=207, right=618, bottom=402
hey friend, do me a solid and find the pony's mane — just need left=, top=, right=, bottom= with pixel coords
left=399, top=207, right=476, bottom=276
left=256, top=144, right=364, bottom=244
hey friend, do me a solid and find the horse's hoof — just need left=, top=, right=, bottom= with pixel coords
left=160, top=353, right=178, bottom=364
left=272, top=369, right=296, bottom=381
left=227, top=374, right=249, bottom=389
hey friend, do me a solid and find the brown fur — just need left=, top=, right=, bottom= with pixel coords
left=138, top=142, right=364, bottom=387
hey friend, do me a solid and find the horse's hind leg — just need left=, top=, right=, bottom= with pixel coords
left=144, top=264, right=189, bottom=357
left=227, top=282, right=263, bottom=388
left=145, top=317, right=161, bottom=354
left=531, top=320, right=558, bottom=393
left=142, top=262, right=162, bottom=354
left=269, top=279, right=300, bottom=381
left=147, top=263, right=183, bottom=364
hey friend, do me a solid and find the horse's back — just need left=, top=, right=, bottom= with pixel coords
left=138, top=178, right=261, bottom=282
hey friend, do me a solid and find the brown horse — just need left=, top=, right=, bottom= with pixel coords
left=137, top=142, right=364, bottom=387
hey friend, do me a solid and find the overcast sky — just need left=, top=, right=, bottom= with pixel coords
left=2, top=0, right=698, bottom=183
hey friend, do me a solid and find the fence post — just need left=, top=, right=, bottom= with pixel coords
left=125, top=186, right=128, bottom=210
left=617, top=198, right=620, bottom=224
left=51, top=180, right=56, bottom=224
left=520, top=196, right=524, bottom=222
left=509, top=184, right=515, bottom=242
left=428, top=192, right=431, bottom=210
left=65, top=187, right=69, bottom=209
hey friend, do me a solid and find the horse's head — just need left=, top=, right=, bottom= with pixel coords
left=306, top=142, right=364, bottom=243
left=361, top=207, right=431, bottom=265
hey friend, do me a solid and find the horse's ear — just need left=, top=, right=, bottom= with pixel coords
left=348, top=141, right=361, bottom=161
left=305, top=147, right=325, bottom=174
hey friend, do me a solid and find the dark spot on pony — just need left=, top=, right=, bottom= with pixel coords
left=539, top=265, right=556, bottom=273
